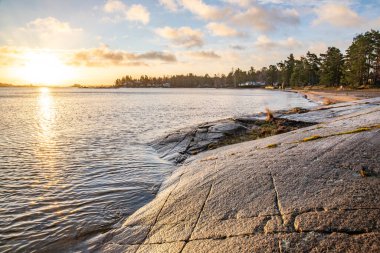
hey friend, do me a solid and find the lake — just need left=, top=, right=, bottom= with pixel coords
left=0, top=87, right=316, bottom=252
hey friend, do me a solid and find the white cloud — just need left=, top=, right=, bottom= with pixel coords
left=255, top=35, right=276, bottom=48
left=102, top=0, right=150, bottom=24
left=255, top=35, right=302, bottom=49
left=104, top=0, right=126, bottom=13
left=232, top=6, right=299, bottom=32
left=206, top=22, right=240, bottom=37
left=180, top=0, right=228, bottom=20
left=155, top=26, right=204, bottom=48
left=280, top=37, right=303, bottom=48
left=12, top=17, right=83, bottom=48
left=159, top=0, right=179, bottom=11
left=313, top=3, right=362, bottom=27
left=126, top=4, right=150, bottom=25
left=308, top=42, right=328, bottom=55
left=25, top=17, right=82, bottom=33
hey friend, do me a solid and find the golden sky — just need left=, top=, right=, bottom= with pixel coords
left=0, top=0, right=379, bottom=86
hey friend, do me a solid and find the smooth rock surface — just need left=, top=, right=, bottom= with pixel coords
left=100, top=97, right=380, bottom=252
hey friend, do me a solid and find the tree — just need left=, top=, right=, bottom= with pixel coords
left=290, top=57, right=308, bottom=86
left=344, top=30, right=380, bottom=87
left=266, top=65, right=278, bottom=85
left=284, top=54, right=295, bottom=87
left=319, top=47, right=344, bottom=86
left=306, top=51, right=320, bottom=85
left=248, top=67, right=257, bottom=82
left=115, top=78, right=121, bottom=87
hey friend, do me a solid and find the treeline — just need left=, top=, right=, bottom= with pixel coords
left=114, top=30, right=380, bottom=88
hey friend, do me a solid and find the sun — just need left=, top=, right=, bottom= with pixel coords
left=17, top=51, right=75, bottom=85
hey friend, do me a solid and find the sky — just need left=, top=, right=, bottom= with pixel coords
left=0, top=0, right=379, bottom=86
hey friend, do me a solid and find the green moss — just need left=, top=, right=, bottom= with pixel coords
left=266, top=143, right=279, bottom=148
left=302, top=135, right=322, bottom=142
left=336, top=127, right=371, bottom=135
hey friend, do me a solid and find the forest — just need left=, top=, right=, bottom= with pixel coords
left=114, top=30, right=380, bottom=89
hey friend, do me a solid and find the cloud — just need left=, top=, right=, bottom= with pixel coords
left=188, top=51, right=221, bottom=59
left=206, top=22, right=241, bottom=37
left=155, top=26, right=204, bottom=48
left=9, top=17, right=83, bottom=49
left=313, top=3, right=363, bottom=27
left=224, top=0, right=254, bottom=7
left=0, top=46, right=25, bottom=66
left=25, top=17, right=83, bottom=33
left=308, top=42, right=328, bottom=55
left=102, top=0, right=150, bottom=24
left=180, top=0, right=228, bottom=20
left=255, top=35, right=302, bottom=49
left=159, top=0, right=179, bottom=11
left=232, top=6, right=299, bottom=32
left=68, top=45, right=176, bottom=67
left=230, top=45, right=245, bottom=50
left=138, top=51, right=177, bottom=62
left=257, top=0, right=355, bottom=7
left=104, top=0, right=126, bottom=12
left=126, top=4, right=150, bottom=24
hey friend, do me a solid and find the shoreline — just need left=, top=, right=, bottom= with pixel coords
left=293, top=88, right=380, bottom=104
left=99, top=96, right=380, bottom=252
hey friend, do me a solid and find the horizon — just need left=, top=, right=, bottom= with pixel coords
left=1, top=0, right=379, bottom=86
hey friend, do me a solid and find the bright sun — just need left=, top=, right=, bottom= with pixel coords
left=17, top=51, right=75, bottom=85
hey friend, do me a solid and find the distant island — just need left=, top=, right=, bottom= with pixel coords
left=112, top=29, right=379, bottom=89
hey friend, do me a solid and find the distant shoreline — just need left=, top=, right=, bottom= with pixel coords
left=2, top=84, right=380, bottom=104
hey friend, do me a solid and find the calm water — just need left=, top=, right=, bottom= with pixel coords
left=0, top=87, right=316, bottom=252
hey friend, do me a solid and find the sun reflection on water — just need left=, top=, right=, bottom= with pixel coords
left=38, top=87, right=54, bottom=130
left=35, top=87, right=60, bottom=187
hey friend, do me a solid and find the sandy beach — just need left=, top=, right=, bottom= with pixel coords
left=295, top=89, right=380, bottom=104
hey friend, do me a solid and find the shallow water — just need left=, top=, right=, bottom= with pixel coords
left=0, top=87, right=316, bottom=252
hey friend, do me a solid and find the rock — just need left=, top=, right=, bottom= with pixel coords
left=208, top=121, right=247, bottom=134
left=101, top=97, right=380, bottom=252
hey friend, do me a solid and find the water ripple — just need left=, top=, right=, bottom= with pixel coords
left=0, top=87, right=316, bottom=252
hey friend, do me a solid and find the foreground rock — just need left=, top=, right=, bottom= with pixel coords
left=101, top=98, right=380, bottom=252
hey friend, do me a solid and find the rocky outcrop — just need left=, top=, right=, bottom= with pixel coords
left=100, top=97, right=380, bottom=252
left=151, top=98, right=379, bottom=165
left=151, top=115, right=314, bottom=164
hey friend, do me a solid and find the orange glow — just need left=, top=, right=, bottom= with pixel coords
left=15, top=51, right=76, bottom=85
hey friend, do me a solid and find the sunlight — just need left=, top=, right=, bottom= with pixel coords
left=38, top=87, right=54, bottom=133
left=17, top=51, right=75, bottom=85
left=35, top=87, right=60, bottom=177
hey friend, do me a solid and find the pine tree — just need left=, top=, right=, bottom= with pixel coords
left=306, top=52, right=320, bottom=85
left=344, top=30, right=380, bottom=87
left=319, top=47, right=344, bottom=87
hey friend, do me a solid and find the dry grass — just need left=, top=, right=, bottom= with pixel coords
left=322, top=97, right=334, bottom=105
left=266, top=143, right=278, bottom=148
left=359, top=167, right=369, bottom=177
left=265, top=107, right=274, bottom=122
